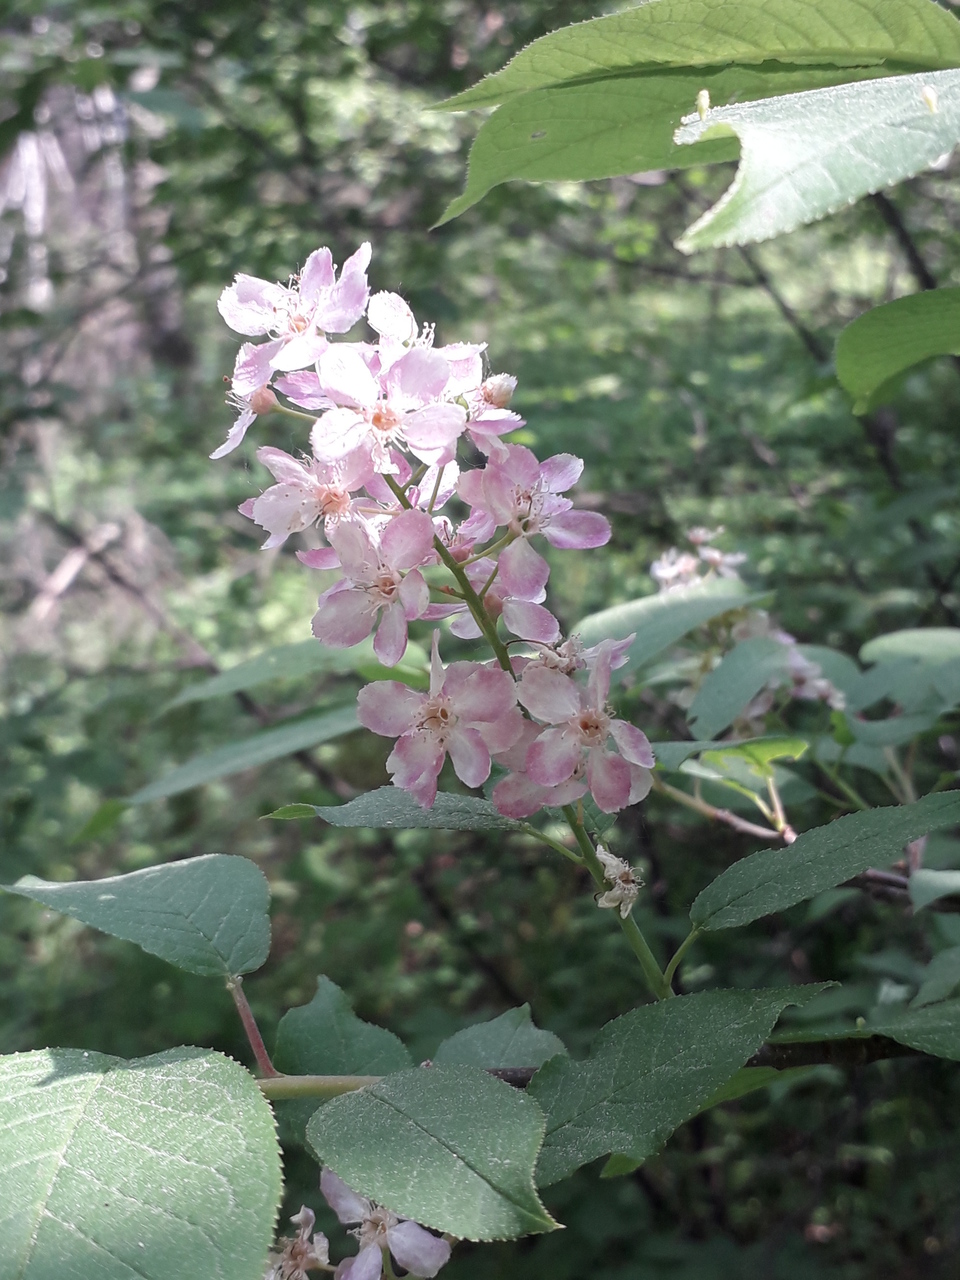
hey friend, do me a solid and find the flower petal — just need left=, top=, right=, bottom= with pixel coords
left=518, top=666, right=580, bottom=724
left=388, top=731, right=444, bottom=807
left=587, top=748, right=631, bottom=813
left=312, top=587, right=377, bottom=648
left=526, top=725, right=582, bottom=787
left=609, top=719, right=656, bottom=768
left=381, top=509, right=436, bottom=572
left=336, top=1244, right=384, bottom=1280
left=374, top=602, right=409, bottom=667
left=447, top=726, right=491, bottom=789
left=232, top=339, right=281, bottom=395
left=498, top=538, right=550, bottom=600
left=502, top=598, right=560, bottom=643
left=357, top=682, right=424, bottom=736
left=387, top=1221, right=451, bottom=1278
left=542, top=509, right=611, bottom=550
left=210, top=408, right=256, bottom=460
left=538, top=453, right=583, bottom=493
left=320, top=1168, right=370, bottom=1225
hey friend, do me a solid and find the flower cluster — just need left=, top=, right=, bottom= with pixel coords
left=217, top=243, right=654, bottom=816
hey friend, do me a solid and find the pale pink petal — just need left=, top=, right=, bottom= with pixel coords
left=502, top=599, right=560, bottom=643
left=297, top=546, right=341, bottom=569
left=298, top=247, right=335, bottom=303
left=445, top=665, right=517, bottom=724
left=542, top=509, right=611, bottom=550
left=538, top=453, right=583, bottom=493
left=368, top=291, right=417, bottom=343
left=336, top=1245, right=383, bottom=1280
left=250, top=484, right=316, bottom=547
left=587, top=642, right=613, bottom=707
left=320, top=1169, right=370, bottom=1225
left=518, top=666, right=580, bottom=724
left=479, top=464, right=522, bottom=526
left=312, top=406, right=369, bottom=460
left=210, top=408, right=255, bottom=460
left=526, top=726, right=582, bottom=787
left=499, top=538, right=550, bottom=600
left=628, top=763, right=654, bottom=804
left=386, top=347, right=451, bottom=407
left=457, top=469, right=486, bottom=510
left=357, top=682, right=424, bottom=736
left=501, top=445, right=541, bottom=489
left=374, top=602, right=409, bottom=667
left=232, top=340, right=282, bottom=395
left=319, top=346, right=380, bottom=409
left=312, top=587, right=377, bottom=648
left=274, top=370, right=332, bottom=411
left=492, top=719, right=541, bottom=771
left=429, top=630, right=444, bottom=697
left=492, top=772, right=551, bottom=819
left=399, top=569, right=429, bottom=621
left=449, top=612, right=482, bottom=639
left=388, top=731, right=445, bottom=806
left=381, top=509, right=436, bottom=571
left=609, top=719, right=656, bottom=767
left=317, top=242, right=372, bottom=333
left=477, top=705, right=526, bottom=754
left=270, top=330, right=330, bottom=372
left=328, top=520, right=377, bottom=580
left=447, top=725, right=491, bottom=789
left=217, top=274, right=285, bottom=335
left=423, top=602, right=465, bottom=621
left=255, top=446, right=310, bottom=485
left=388, top=1221, right=451, bottom=1278
left=403, top=404, right=467, bottom=465
left=587, top=747, right=631, bottom=813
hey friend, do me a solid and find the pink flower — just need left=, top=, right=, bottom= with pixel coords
left=217, top=242, right=371, bottom=373
left=210, top=344, right=281, bottom=459
left=358, top=633, right=523, bottom=807
left=425, top=556, right=560, bottom=644
left=491, top=720, right=588, bottom=819
left=515, top=640, right=655, bottom=813
left=240, top=445, right=374, bottom=549
left=321, top=1169, right=451, bottom=1280
left=458, top=446, right=610, bottom=599
left=312, top=510, right=435, bottom=666
left=311, top=344, right=466, bottom=470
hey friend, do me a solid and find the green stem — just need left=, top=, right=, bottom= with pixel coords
left=258, top=1074, right=379, bottom=1100
left=563, top=805, right=671, bottom=1000
left=663, top=926, right=702, bottom=991
left=520, top=823, right=584, bottom=865
left=274, top=403, right=316, bottom=423
left=815, top=760, right=871, bottom=812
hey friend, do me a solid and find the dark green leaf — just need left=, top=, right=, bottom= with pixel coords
left=909, top=869, right=960, bottom=911
left=314, top=787, right=522, bottom=830
left=0, top=1047, right=281, bottom=1279
left=691, top=792, right=960, bottom=931
left=307, top=1065, right=557, bottom=1240
left=4, top=854, right=271, bottom=977
left=912, top=947, right=960, bottom=1008
left=528, top=985, right=826, bottom=1185
left=869, top=998, right=960, bottom=1059
left=275, top=976, right=412, bottom=1076
left=434, top=1006, right=567, bottom=1069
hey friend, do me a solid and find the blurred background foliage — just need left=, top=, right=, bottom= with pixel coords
left=3, top=1, right=960, bottom=1276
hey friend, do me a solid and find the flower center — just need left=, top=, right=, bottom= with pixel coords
left=574, top=709, right=609, bottom=747
left=371, top=403, right=403, bottom=435
left=370, top=567, right=402, bottom=602
left=512, top=483, right=544, bottom=536
left=315, top=485, right=350, bottom=520
left=417, top=696, right=457, bottom=743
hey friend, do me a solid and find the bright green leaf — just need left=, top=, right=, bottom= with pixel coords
left=313, top=786, right=523, bottom=830
left=528, top=985, right=826, bottom=1186
left=687, top=637, right=791, bottom=738
left=909, top=868, right=960, bottom=911
left=128, top=705, right=359, bottom=804
left=869, top=997, right=960, bottom=1059
left=836, top=287, right=960, bottom=413
left=912, top=947, right=960, bottom=1007
left=307, top=1065, right=558, bottom=1240
left=691, top=791, right=960, bottom=931
left=576, top=580, right=761, bottom=677
left=434, top=1005, right=567, bottom=1069
left=700, top=737, right=809, bottom=776
left=441, top=0, right=960, bottom=110
left=3, top=854, right=270, bottom=977
left=0, top=1047, right=281, bottom=1280
left=675, top=68, right=960, bottom=252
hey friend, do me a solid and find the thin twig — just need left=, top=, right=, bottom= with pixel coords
left=226, top=976, right=279, bottom=1077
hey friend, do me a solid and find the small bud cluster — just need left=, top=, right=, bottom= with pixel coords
left=216, top=243, right=655, bottom=816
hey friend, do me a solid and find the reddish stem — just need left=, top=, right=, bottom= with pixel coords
left=226, top=977, right=279, bottom=1077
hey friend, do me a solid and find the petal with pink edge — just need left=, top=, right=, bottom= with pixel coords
left=336, top=1245, right=383, bottom=1280
left=320, top=1169, right=370, bottom=1225
left=445, top=665, right=517, bottom=724
left=498, top=538, right=550, bottom=600
left=270, top=330, right=330, bottom=372
left=210, top=409, right=255, bottom=460
left=478, top=705, right=526, bottom=754
left=386, top=347, right=451, bottom=407
left=297, top=546, right=341, bottom=570
left=502, top=598, right=560, bottom=643
left=381, top=508, right=436, bottom=571
left=217, top=275, right=285, bottom=335
left=587, top=748, right=632, bottom=813
left=319, top=346, right=380, bottom=409
left=492, top=772, right=551, bottom=819
left=610, top=719, right=656, bottom=767
left=628, top=764, right=654, bottom=804
left=542, top=509, right=611, bottom=550
left=447, top=725, right=491, bottom=789
left=232, top=339, right=282, bottom=395
left=368, top=291, right=418, bottom=343
left=518, top=666, right=580, bottom=724
left=526, top=726, right=582, bottom=787
left=403, top=404, right=467, bottom=464
left=373, top=602, right=409, bottom=667
left=388, top=731, right=444, bottom=807
left=317, top=242, right=372, bottom=333
left=538, top=453, right=584, bottom=493
left=311, top=407, right=369, bottom=460
left=298, top=247, right=335, bottom=304
left=312, top=588, right=377, bottom=648
left=357, top=682, right=424, bottom=736
left=387, top=1221, right=451, bottom=1279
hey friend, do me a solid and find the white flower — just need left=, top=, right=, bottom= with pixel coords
left=595, top=845, right=643, bottom=918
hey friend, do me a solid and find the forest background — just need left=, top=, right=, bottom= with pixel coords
left=4, top=2, right=960, bottom=1277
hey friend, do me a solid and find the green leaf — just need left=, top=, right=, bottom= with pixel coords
left=441, top=0, right=960, bottom=110
left=307, top=1065, right=557, bottom=1240
left=313, top=786, right=523, bottom=830
left=3, top=854, right=270, bottom=977
left=275, top=976, right=412, bottom=1076
left=576, top=580, right=761, bottom=677
left=687, top=637, right=791, bottom=738
left=860, top=627, right=960, bottom=664
left=69, top=797, right=128, bottom=845
left=164, top=638, right=428, bottom=710
left=691, top=791, right=960, bottom=932
left=700, top=737, right=809, bottom=777
left=909, top=868, right=960, bottom=911
left=836, top=288, right=960, bottom=413
left=675, top=68, right=960, bottom=252
left=434, top=1006, right=567, bottom=1069
left=264, top=803, right=323, bottom=820
left=128, top=705, right=359, bottom=804
left=912, top=947, right=960, bottom=1007
left=652, top=740, right=725, bottom=770
left=869, top=997, right=960, bottom=1059
left=528, top=985, right=825, bottom=1186
left=0, top=1047, right=281, bottom=1279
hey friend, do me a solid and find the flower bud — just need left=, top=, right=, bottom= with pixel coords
left=481, top=374, right=517, bottom=408
left=249, top=385, right=280, bottom=416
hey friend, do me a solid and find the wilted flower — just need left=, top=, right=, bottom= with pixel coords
left=321, top=1169, right=451, bottom=1280
left=595, top=845, right=643, bottom=918
left=264, top=1206, right=330, bottom=1280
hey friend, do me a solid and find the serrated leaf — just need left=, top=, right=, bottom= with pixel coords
left=691, top=791, right=960, bottom=931
left=836, top=287, right=960, bottom=413
left=441, top=0, right=960, bottom=110
left=434, top=1006, right=567, bottom=1069
left=675, top=68, right=960, bottom=252
left=869, top=997, right=960, bottom=1059
left=3, top=854, right=270, bottom=977
left=910, top=868, right=960, bottom=910
left=528, top=985, right=825, bottom=1186
left=687, top=636, right=791, bottom=738
left=314, top=786, right=522, bottom=830
left=164, top=638, right=428, bottom=711
left=912, top=947, right=960, bottom=1007
left=0, top=1047, right=281, bottom=1280
left=128, top=705, right=359, bottom=804
left=576, top=580, right=762, bottom=677
left=307, top=1066, right=557, bottom=1240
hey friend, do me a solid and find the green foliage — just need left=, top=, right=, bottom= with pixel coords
left=687, top=636, right=790, bottom=737
left=275, top=976, right=412, bottom=1076
left=0, top=1047, right=281, bottom=1279
left=692, top=792, right=960, bottom=931
left=528, top=986, right=826, bottom=1186
left=912, top=946, right=960, bottom=1006
left=309, top=787, right=524, bottom=830
left=870, top=997, right=960, bottom=1059
left=836, top=287, right=960, bottom=412
left=3, top=855, right=271, bottom=977
left=307, top=1066, right=558, bottom=1240
left=675, top=68, right=960, bottom=250
left=433, top=1005, right=567, bottom=1068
